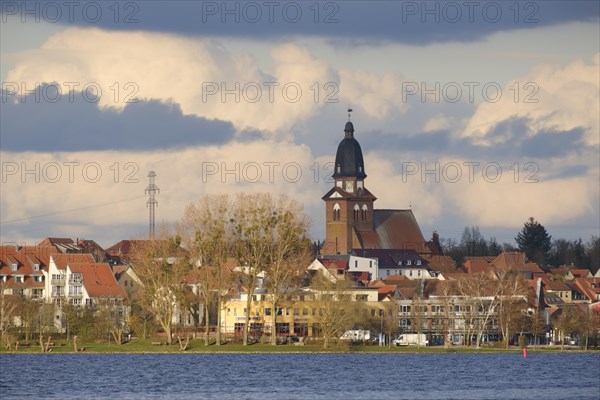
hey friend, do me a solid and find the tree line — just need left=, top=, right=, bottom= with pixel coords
left=438, top=218, right=600, bottom=273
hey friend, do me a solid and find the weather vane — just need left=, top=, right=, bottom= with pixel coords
left=347, top=107, right=353, bottom=121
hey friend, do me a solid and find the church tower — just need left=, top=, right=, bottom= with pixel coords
left=322, top=119, right=376, bottom=255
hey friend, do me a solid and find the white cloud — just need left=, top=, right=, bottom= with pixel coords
left=338, top=69, right=408, bottom=120
left=5, top=28, right=336, bottom=135
left=0, top=141, right=322, bottom=243
left=462, top=54, right=600, bottom=146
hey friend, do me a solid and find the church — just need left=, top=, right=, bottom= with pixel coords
left=313, top=117, right=448, bottom=282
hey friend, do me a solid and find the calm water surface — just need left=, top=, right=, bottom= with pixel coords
left=1, top=353, right=599, bottom=399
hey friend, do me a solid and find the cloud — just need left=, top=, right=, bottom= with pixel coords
left=7, top=1, right=595, bottom=45
left=5, top=28, right=337, bottom=135
left=462, top=54, right=600, bottom=147
left=0, top=140, right=323, bottom=246
left=0, top=89, right=236, bottom=151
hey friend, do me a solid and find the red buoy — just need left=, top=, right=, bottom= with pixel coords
left=523, top=347, right=528, bottom=358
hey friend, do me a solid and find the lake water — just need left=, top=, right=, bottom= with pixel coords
left=1, top=353, right=599, bottom=399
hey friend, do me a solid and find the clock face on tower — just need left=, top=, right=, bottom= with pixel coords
left=345, top=180, right=354, bottom=193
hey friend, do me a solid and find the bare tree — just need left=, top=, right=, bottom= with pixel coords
left=311, top=274, right=357, bottom=349
left=229, top=193, right=310, bottom=346
left=456, top=273, right=501, bottom=348
left=410, top=294, right=426, bottom=349
left=129, top=229, right=190, bottom=345
left=179, top=194, right=235, bottom=346
left=0, top=286, right=18, bottom=349
left=436, top=280, right=456, bottom=349
left=496, top=269, right=528, bottom=349
left=530, top=309, right=546, bottom=349
left=263, top=196, right=312, bottom=345
left=556, top=305, right=582, bottom=351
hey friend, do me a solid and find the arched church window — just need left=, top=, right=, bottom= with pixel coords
left=353, top=204, right=359, bottom=220
left=333, top=203, right=340, bottom=221
left=361, top=205, right=368, bottom=220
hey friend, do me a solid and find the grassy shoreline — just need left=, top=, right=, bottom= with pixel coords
left=2, top=339, right=598, bottom=354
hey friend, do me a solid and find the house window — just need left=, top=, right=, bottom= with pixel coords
left=407, top=260, right=412, bottom=266
left=356, top=295, right=368, bottom=301
left=386, top=269, right=390, bottom=276
left=355, top=260, right=358, bottom=268
left=303, top=308, right=309, bottom=316
left=234, top=308, right=237, bottom=316
left=333, top=203, right=341, bottom=221
left=227, top=308, right=231, bottom=316
left=361, top=205, right=367, bottom=220
left=15, top=276, right=23, bottom=283
left=294, top=308, right=299, bottom=316
left=312, top=308, right=316, bottom=316
left=409, top=270, right=413, bottom=277
left=32, top=264, right=39, bottom=271
left=416, top=260, right=421, bottom=266
left=10, top=263, right=17, bottom=272
left=369, top=261, right=372, bottom=269
left=353, top=205, right=359, bottom=220
left=265, top=308, right=272, bottom=316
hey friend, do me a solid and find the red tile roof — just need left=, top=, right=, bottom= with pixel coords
left=321, top=259, right=348, bottom=270
left=0, top=245, right=58, bottom=288
left=106, top=240, right=149, bottom=257
left=421, top=255, right=457, bottom=273
left=69, top=263, right=128, bottom=299
left=51, top=253, right=95, bottom=270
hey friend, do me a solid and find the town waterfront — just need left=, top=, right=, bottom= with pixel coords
left=1, top=353, right=598, bottom=399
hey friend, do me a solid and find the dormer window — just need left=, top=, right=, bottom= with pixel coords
left=416, top=260, right=421, bottom=266
left=407, top=260, right=412, bottom=266
left=10, top=263, right=17, bottom=272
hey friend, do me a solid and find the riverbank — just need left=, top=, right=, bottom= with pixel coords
left=2, top=338, right=597, bottom=354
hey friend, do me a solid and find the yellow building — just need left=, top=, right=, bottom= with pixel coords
left=220, top=286, right=393, bottom=340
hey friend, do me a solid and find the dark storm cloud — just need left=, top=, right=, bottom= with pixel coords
left=520, top=128, right=586, bottom=158
left=2, top=1, right=597, bottom=45
left=325, top=114, right=591, bottom=169
left=0, top=86, right=236, bottom=151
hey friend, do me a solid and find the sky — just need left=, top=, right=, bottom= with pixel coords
left=0, top=0, right=599, bottom=249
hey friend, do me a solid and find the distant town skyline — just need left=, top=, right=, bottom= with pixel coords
left=1, top=1, right=599, bottom=248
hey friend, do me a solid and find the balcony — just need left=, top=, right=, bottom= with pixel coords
left=51, top=278, right=65, bottom=285
left=68, top=280, right=82, bottom=286
left=51, top=292, right=65, bottom=298
left=69, top=293, right=83, bottom=299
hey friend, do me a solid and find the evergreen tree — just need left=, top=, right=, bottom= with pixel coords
left=515, top=217, right=552, bottom=263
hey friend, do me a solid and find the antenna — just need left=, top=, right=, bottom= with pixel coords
left=145, top=171, right=159, bottom=238
left=347, top=107, right=353, bottom=121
